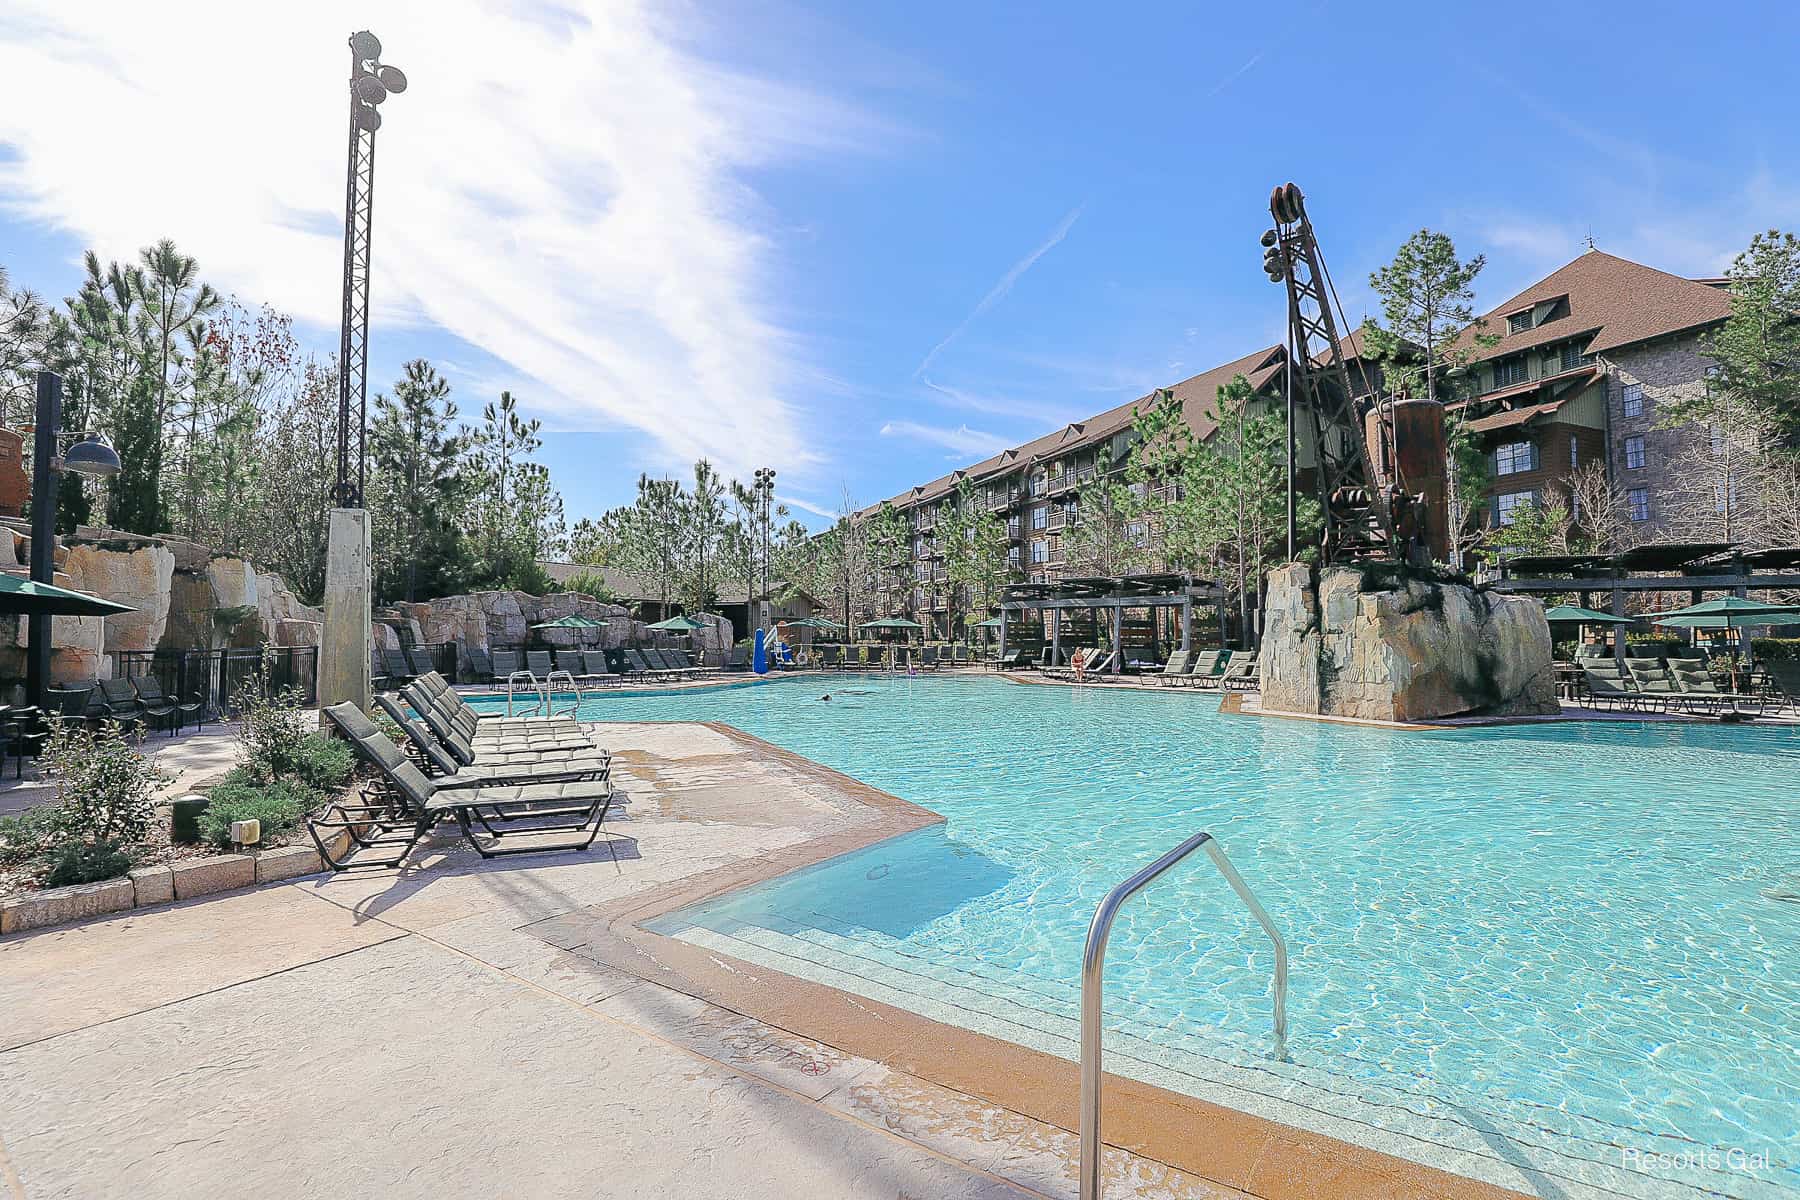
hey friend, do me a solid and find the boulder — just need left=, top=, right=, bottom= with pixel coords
left=1260, top=563, right=1558, bottom=723
left=60, top=543, right=174, bottom=653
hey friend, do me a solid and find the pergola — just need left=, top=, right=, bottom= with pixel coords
left=996, top=573, right=1227, bottom=676
left=1488, top=541, right=1800, bottom=655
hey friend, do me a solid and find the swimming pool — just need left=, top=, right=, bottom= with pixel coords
left=481, top=675, right=1798, bottom=1198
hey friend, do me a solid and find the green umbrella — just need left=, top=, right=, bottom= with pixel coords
left=646, top=614, right=708, bottom=632
left=1644, top=596, right=1800, bottom=629
left=0, top=572, right=134, bottom=617
left=859, top=617, right=924, bottom=630
left=971, top=617, right=1005, bottom=629
left=780, top=615, right=841, bottom=629
left=1543, top=603, right=1635, bottom=626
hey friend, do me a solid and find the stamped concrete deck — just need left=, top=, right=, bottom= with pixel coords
left=0, top=721, right=1275, bottom=1200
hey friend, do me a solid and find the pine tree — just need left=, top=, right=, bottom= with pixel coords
left=370, top=360, right=470, bottom=602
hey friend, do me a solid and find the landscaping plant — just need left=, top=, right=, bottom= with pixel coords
left=197, top=779, right=317, bottom=849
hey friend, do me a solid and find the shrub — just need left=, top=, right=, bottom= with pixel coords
left=559, top=570, right=621, bottom=605
left=41, top=722, right=168, bottom=845
left=0, top=805, right=64, bottom=867
left=1753, top=637, right=1800, bottom=661
left=198, top=779, right=318, bottom=849
left=231, top=681, right=352, bottom=792
left=43, top=839, right=133, bottom=887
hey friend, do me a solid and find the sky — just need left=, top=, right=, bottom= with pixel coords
left=2, top=1, right=1796, bottom=532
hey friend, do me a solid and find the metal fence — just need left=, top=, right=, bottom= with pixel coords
left=109, top=646, right=319, bottom=714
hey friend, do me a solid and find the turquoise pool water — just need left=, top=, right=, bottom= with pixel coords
left=478, top=675, right=1798, bottom=1197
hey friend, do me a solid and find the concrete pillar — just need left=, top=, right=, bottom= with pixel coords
left=1110, top=606, right=1122, bottom=675
left=319, top=508, right=372, bottom=716
left=998, top=609, right=1008, bottom=662
left=1050, top=610, right=1061, bottom=667
left=1180, top=596, right=1192, bottom=653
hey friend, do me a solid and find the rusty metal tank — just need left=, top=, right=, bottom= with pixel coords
left=1365, top=399, right=1450, bottom=564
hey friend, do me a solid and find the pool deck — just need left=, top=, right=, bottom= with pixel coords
left=0, top=717, right=1535, bottom=1200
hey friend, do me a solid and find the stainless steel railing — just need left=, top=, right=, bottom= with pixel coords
left=505, top=669, right=544, bottom=716
left=544, top=669, right=583, bottom=717
left=1078, top=831, right=1288, bottom=1200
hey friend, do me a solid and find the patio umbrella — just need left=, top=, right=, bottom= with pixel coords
left=1542, top=603, right=1635, bottom=626
left=782, top=616, right=842, bottom=630
left=859, top=617, right=924, bottom=630
left=971, top=617, right=1004, bottom=629
left=1643, top=597, right=1800, bottom=629
left=0, top=572, right=134, bottom=617
left=645, top=614, right=708, bottom=632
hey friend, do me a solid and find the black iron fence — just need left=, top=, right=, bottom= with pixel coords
left=110, top=646, right=319, bottom=714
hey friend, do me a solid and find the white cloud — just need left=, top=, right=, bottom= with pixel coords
left=0, top=1, right=865, bottom=481
left=879, top=419, right=1012, bottom=460
left=914, top=205, right=1082, bottom=377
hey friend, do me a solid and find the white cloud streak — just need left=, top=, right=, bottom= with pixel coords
left=879, top=419, right=1012, bottom=460
left=913, top=205, right=1082, bottom=377
left=0, top=1, right=865, bottom=482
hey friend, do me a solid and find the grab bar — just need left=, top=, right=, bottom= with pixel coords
left=1078, top=831, right=1287, bottom=1200
left=504, top=670, right=543, bottom=717
left=544, top=669, right=582, bottom=716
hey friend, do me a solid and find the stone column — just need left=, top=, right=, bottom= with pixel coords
left=318, top=508, right=371, bottom=715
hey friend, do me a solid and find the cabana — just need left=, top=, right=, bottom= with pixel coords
left=995, top=573, right=1227, bottom=678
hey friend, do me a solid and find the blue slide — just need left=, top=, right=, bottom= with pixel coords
left=753, top=628, right=768, bottom=674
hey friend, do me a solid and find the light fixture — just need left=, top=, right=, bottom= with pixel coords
left=62, top=433, right=122, bottom=478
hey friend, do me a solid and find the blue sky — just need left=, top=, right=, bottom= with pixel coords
left=2, top=1, right=1795, bottom=531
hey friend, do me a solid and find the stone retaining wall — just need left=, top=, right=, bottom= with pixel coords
left=378, top=591, right=733, bottom=673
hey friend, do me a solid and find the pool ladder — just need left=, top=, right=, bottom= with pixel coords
left=1078, top=831, right=1288, bottom=1200
left=503, top=669, right=584, bottom=717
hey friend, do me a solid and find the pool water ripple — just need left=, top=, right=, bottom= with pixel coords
left=480, top=674, right=1799, bottom=1197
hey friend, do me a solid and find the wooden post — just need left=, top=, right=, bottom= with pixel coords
left=1111, top=606, right=1122, bottom=676
left=1180, top=595, right=1192, bottom=654
left=1050, top=609, right=1061, bottom=667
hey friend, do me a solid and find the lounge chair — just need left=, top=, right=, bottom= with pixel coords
left=624, top=649, right=682, bottom=681
left=1220, top=653, right=1261, bottom=692
left=1152, top=649, right=1191, bottom=685
left=554, top=649, right=591, bottom=682
left=407, top=646, right=438, bottom=679
left=1190, top=650, right=1233, bottom=690
left=310, top=703, right=612, bottom=870
left=1580, top=666, right=1664, bottom=713
left=819, top=645, right=841, bottom=670
left=648, top=648, right=696, bottom=679
left=1665, top=658, right=1766, bottom=716
left=580, top=651, right=623, bottom=689
left=722, top=647, right=749, bottom=673
left=370, top=649, right=391, bottom=691
left=492, top=649, right=524, bottom=680
left=1624, top=659, right=1704, bottom=713
left=466, top=648, right=499, bottom=684
left=132, top=676, right=181, bottom=736
left=383, top=648, right=417, bottom=684
left=1763, top=660, right=1800, bottom=713
left=94, top=678, right=147, bottom=735
left=525, top=649, right=555, bottom=679
left=375, top=695, right=609, bottom=786
left=920, top=646, right=939, bottom=671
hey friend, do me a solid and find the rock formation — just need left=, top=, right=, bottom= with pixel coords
left=378, top=592, right=733, bottom=675
left=1260, top=562, right=1558, bottom=722
left=0, top=523, right=322, bottom=686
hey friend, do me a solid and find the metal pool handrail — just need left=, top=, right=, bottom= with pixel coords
left=505, top=669, right=543, bottom=717
left=1078, top=831, right=1288, bottom=1200
left=543, top=668, right=583, bottom=717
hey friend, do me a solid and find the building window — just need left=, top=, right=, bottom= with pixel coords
left=1569, top=435, right=1579, bottom=469
left=1031, top=506, right=1048, bottom=531
left=1029, top=540, right=1048, bottom=564
left=1495, top=441, right=1536, bottom=476
left=1064, top=501, right=1079, bottom=526
left=1621, top=383, right=1644, bottom=418
left=1494, top=490, right=1535, bottom=526
left=1559, top=342, right=1584, bottom=372
left=1007, top=546, right=1021, bottom=566
left=1493, top=358, right=1530, bottom=389
left=1627, top=487, right=1650, bottom=522
left=1624, top=435, right=1646, bottom=470
left=1507, top=310, right=1533, bottom=334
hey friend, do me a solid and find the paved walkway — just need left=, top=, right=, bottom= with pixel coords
left=0, top=722, right=1237, bottom=1200
left=0, top=726, right=239, bottom=817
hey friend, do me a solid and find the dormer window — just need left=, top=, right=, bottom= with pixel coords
left=1507, top=309, right=1534, bottom=334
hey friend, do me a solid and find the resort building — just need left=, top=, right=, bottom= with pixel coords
left=1446, top=249, right=1734, bottom=539
left=856, top=345, right=1310, bottom=637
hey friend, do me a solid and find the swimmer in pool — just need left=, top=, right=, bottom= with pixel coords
left=820, top=694, right=831, bottom=701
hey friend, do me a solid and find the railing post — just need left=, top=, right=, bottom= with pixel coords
left=1079, top=831, right=1288, bottom=1200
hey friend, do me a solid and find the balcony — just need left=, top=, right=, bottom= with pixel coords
left=986, top=490, right=1017, bottom=511
left=1047, top=508, right=1067, bottom=531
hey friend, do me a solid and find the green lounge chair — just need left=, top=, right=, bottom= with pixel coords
left=312, top=702, right=612, bottom=870
left=1664, top=659, right=1765, bottom=716
left=1581, top=667, right=1663, bottom=713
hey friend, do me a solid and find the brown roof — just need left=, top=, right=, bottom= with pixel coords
left=859, top=345, right=1284, bottom=516
left=1462, top=398, right=1571, bottom=435
left=1448, top=250, right=1730, bottom=364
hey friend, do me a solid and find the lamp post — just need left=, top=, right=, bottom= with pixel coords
left=320, top=29, right=405, bottom=717
left=754, top=467, right=775, bottom=630
left=27, top=371, right=123, bottom=705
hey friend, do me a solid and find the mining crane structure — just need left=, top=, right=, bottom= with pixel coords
left=1263, top=182, right=1393, bottom=562
left=1262, top=182, right=1450, bottom=567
